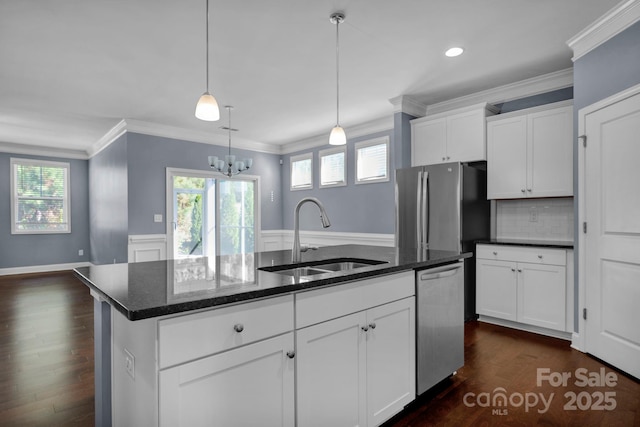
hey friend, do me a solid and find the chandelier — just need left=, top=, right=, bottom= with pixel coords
left=207, top=106, right=252, bottom=177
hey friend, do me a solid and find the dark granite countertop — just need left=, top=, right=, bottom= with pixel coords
left=74, top=244, right=470, bottom=321
left=476, top=239, right=574, bottom=249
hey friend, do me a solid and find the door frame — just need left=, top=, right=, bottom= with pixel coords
left=165, top=167, right=261, bottom=260
left=576, top=81, right=640, bottom=352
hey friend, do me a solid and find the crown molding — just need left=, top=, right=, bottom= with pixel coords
left=424, top=68, right=574, bottom=115
left=568, top=0, right=640, bottom=61
left=87, top=119, right=127, bottom=158
left=123, top=119, right=281, bottom=155
left=279, top=115, right=394, bottom=155
left=389, top=95, right=427, bottom=117
left=0, top=140, right=88, bottom=160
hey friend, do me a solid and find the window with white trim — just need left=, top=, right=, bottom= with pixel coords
left=355, top=137, right=390, bottom=184
left=10, top=158, right=71, bottom=234
left=319, top=146, right=346, bottom=188
left=290, top=153, right=313, bottom=190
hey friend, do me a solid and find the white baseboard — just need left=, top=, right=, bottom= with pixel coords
left=0, top=262, right=92, bottom=276
left=478, top=315, right=572, bottom=341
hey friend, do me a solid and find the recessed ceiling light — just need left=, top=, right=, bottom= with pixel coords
left=445, top=47, right=464, bottom=57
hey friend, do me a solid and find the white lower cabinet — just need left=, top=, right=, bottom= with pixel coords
left=159, top=332, right=295, bottom=427
left=476, top=244, right=569, bottom=334
left=295, top=273, right=416, bottom=427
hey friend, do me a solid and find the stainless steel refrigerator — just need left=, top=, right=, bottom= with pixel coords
left=395, top=162, right=490, bottom=320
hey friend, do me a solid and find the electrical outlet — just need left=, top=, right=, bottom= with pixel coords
left=529, top=207, right=538, bottom=222
left=78, top=249, right=84, bottom=256
left=124, top=348, right=135, bottom=380
left=154, top=214, right=163, bottom=223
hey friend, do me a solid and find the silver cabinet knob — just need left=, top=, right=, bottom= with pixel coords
left=538, top=255, right=543, bottom=259
left=233, top=324, right=244, bottom=333
left=511, top=268, right=516, bottom=272
left=286, top=351, right=295, bottom=359
left=527, top=189, right=532, bottom=192
left=493, top=251, right=498, bottom=256
left=521, top=189, right=526, bottom=193
left=361, top=325, right=369, bottom=332
left=442, top=157, right=446, bottom=161
left=369, top=322, right=376, bottom=330
left=446, top=156, right=450, bottom=160
left=517, top=269, right=522, bottom=273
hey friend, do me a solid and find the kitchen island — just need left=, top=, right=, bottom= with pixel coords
left=75, top=244, right=470, bottom=427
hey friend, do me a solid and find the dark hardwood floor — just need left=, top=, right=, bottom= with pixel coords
left=0, top=272, right=638, bottom=427
left=0, top=271, right=94, bottom=426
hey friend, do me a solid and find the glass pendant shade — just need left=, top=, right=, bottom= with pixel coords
left=329, top=125, right=347, bottom=145
left=195, top=92, right=220, bottom=121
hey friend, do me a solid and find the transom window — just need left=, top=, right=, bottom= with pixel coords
left=319, top=146, right=346, bottom=188
left=355, top=136, right=390, bottom=184
left=290, top=153, right=313, bottom=190
left=10, top=158, right=71, bottom=234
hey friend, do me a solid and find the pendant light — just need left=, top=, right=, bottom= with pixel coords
left=195, top=0, right=220, bottom=121
left=207, top=106, right=252, bottom=177
left=329, top=12, right=346, bottom=145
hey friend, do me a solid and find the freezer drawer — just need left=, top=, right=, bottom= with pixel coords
left=416, top=261, right=464, bottom=395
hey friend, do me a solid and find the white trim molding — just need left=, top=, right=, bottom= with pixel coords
left=0, top=262, right=91, bottom=276
left=279, top=115, right=394, bottom=155
left=260, top=230, right=394, bottom=252
left=128, top=234, right=167, bottom=263
left=568, top=0, right=640, bottom=61
left=389, top=95, right=428, bottom=118
left=88, top=119, right=127, bottom=158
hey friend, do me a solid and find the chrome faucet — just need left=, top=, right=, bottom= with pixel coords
left=292, top=197, right=331, bottom=263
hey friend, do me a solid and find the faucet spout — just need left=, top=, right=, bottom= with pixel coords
left=292, top=197, right=331, bottom=263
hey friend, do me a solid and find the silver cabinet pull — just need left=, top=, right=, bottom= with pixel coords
left=527, top=189, right=532, bottom=192
left=233, top=324, right=244, bottom=333
left=493, top=251, right=498, bottom=256
left=517, top=269, right=522, bottom=273
left=369, top=322, right=376, bottom=330
left=511, top=268, right=516, bottom=272
left=538, top=255, right=543, bottom=259
left=521, top=189, right=526, bottom=193
left=361, top=325, right=369, bottom=332
left=286, top=351, right=295, bottom=359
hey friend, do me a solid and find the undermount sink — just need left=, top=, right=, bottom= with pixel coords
left=259, top=258, right=388, bottom=277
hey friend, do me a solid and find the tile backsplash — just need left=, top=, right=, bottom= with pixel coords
left=496, top=198, right=574, bottom=241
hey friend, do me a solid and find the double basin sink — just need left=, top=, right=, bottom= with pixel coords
left=259, top=258, right=388, bottom=278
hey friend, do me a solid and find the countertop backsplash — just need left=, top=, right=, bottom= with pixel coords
left=496, top=197, right=574, bottom=242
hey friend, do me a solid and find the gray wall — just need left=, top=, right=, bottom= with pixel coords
left=281, top=129, right=396, bottom=234
left=0, top=152, right=90, bottom=268
left=571, top=20, right=640, bottom=331
left=126, top=133, right=283, bottom=235
left=89, top=134, right=129, bottom=265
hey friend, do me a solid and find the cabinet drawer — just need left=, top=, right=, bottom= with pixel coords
left=476, top=245, right=566, bottom=266
left=158, top=295, right=294, bottom=368
left=296, top=271, right=414, bottom=329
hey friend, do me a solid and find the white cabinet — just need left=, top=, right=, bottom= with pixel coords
left=411, top=103, right=498, bottom=166
left=476, top=244, right=569, bottom=333
left=295, top=272, right=415, bottom=427
left=159, top=332, right=295, bottom=427
left=487, top=101, right=573, bottom=199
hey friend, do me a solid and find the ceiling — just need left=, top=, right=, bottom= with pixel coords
left=0, top=0, right=620, bottom=157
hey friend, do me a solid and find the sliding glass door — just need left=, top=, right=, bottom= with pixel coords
left=167, top=169, right=258, bottom=260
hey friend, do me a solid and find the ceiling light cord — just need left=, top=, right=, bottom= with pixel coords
left=335, top=15, right=340, bottom=127
left=205, top=0, right=209, bottom=92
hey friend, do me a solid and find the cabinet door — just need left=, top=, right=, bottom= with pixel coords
left=518, top=263, right=566, bottom=331
left=527, top=106, right=573, bottom=197
left=487, top=115, right=528, bottom=198
left=447, top=109, right=486, bottom=162
left=476, top=259, right=517, bottom=320
left=366, top=298, right=415, bottom=427
left=411, top=117, right=447, bottom=166
left=296, top=312, right=367, bottom=427
left=159, top=333, right=295, bottom=427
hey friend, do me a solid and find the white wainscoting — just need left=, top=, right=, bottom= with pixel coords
left=128, top=234, right=167, bottom=263
left=260, top=230, right=395, bottom=252
left=127, top=231, right=394, bottom=263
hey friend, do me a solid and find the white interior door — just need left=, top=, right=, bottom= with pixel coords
left=581, top=87, right=640, bottom=380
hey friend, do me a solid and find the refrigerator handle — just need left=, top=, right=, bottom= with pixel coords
left=422, top=171, right=429, bottom=249
left=416, top=170, right=423, bottom=247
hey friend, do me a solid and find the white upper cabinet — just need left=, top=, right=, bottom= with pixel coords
left=487, top=101, right=574, bottom=199
left=411, top=103, right=499, bottom=166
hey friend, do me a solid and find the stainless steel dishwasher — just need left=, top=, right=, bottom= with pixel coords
left=416, top=261, right=464, bottom=395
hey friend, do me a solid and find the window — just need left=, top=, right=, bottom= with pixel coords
left=319, top=147, right=346, bottom=188
left=10, top=158, right=71, bottom=234
left=355, top=137, right=390, bottom=184
left=290, top=153, right=313, bottom=190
